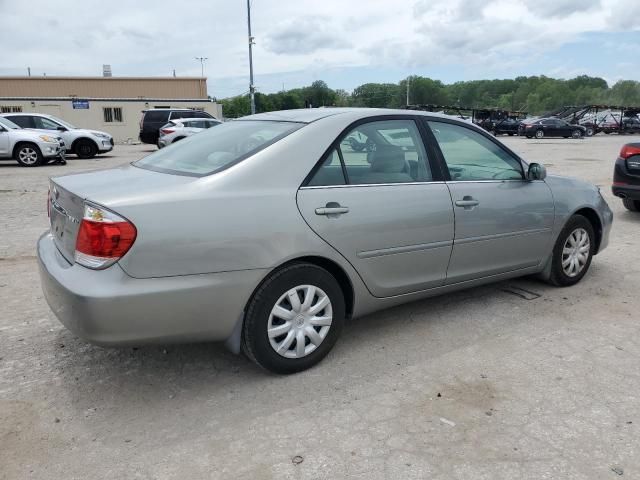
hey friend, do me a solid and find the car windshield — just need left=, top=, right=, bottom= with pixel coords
left=134, top=120, right=304, bottom=177
left=0, top=117, right=21, bottom=129
left=50, top=116, right=76, bottom=129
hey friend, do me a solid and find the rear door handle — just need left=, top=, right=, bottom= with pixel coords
left=315, top=202, right=349, bottom=216
left=455, top=196, right=479, bottom=210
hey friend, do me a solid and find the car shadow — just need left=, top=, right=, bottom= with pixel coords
left=50, top=276, right=558, bottom=419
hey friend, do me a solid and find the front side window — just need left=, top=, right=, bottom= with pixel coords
left=308, top=119, right=432, bottom=186
left=428, top=121, right=523, bottom=181
left=134, top=120, right=303, bottom=177
left=34, top=116, right=61, bottom=130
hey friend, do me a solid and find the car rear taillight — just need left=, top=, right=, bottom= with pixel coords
left=74, top=203, right=137, bottom=269
left=619, top=144, right=640, bottom=159
left=160, top=128, right=174, bottom=135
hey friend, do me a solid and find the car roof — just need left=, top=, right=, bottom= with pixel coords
left=173, top=117, right=219, bottom=121
left=1, top=112, right=51, bottom=117
left=240, top=107, right=464, bottom=124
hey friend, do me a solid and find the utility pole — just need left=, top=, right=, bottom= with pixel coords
left=247, top=0, right=256, bottom=115
left=406, top=76, right=411, bottom=106
left=194, top=57, right=208, bottom=78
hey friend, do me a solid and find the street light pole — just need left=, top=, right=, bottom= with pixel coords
left=194, top=57, right=208, bottom=78
left=247, top=0, right=256, bottom=115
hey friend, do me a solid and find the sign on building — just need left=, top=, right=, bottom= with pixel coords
left=72, top=99, right=90, bottom=109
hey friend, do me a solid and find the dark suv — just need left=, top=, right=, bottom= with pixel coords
left=139, top=109, right=215, bottom=145
left=612, top=143, right=640, bottom=212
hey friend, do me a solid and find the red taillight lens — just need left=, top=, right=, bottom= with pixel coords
left=620, top=144, right=640, bottom=159
left=160, top=128, right=174, bottom=135
left=74, top=204, right=137, bottom=269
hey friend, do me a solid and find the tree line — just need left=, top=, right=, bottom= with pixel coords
left=219, top=75, right=640, bottom=118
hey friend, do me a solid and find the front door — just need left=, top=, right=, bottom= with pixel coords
left=297, top=118, right=455, bottom=297
left=426, top=120, right=555, bottom=284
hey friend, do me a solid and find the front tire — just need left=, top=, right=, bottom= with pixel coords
left=547, top=215, right=595, bottom=287
left=623, top=198, right=640, bottom=212
left=14, top=143, right=43, bottom=167
left=535, top=130, right=544, bottom=139
left=571, top=130, right=582, bottom=139
left=242, top=263, right=345, bottom=374
left=74, top=139, right=98, bottom=159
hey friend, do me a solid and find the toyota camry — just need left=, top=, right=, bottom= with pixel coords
left=38, top=108, right=613, bottom=373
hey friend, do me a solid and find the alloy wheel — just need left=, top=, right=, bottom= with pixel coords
left=267, top=285, right=333, bottom=359
left=18, top=147, right=38, bottom=165
left=562, top=228, right=590, bottom=277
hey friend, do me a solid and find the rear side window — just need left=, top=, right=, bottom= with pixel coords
left=6, top=115, right=34, bottom=128
left=143, top=111, right=170, bottom=123
left=170, top=111, right=194, bottom=120
left=193, top=111, right=213, bottom=119
left=307, top=119, right=432, bottom=186
left=134, top=120, right=303, bottom=177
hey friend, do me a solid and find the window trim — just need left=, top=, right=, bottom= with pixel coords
left=420, top=117, right=527, bottom=182
left=301, top=115, right=443, bottom=188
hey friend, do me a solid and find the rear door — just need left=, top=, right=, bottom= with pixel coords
left=297, top=117, right=454, bottom=297
left=425, top=120, right=554, bottom=284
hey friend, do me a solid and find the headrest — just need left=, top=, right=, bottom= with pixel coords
left=370, top=146, right=406, bottom=173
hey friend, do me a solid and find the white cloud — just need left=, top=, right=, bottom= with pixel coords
left=0, top=0, right=637, bottom=95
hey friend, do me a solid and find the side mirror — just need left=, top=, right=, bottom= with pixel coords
left=527, top=162, right=547, bottom=181
left=56, top=126, right=67, bottom=132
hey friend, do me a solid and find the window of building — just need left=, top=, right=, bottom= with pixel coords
left=0, top=106, right=23, bottom=113
left=103, top=107, right=123, bottom=123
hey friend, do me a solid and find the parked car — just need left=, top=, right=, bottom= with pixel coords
left=0, top=116, right=65, bottom=166
left=139, top=109, right=216, bottom=145
left=157, top=118, right=221, bottom=148
left=612, top=143, right=640, bottom=212
left=38, top=108, right=612, bottom=374
left=601, top=117, right=640, bottom=135
left=1, top=113, right=113, bottom=159
left=519, top=118, right=587, bottom=139
left=479, top=118, right=520, bottom=136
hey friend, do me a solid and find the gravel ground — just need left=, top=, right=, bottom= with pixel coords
left=1, top=135, right=639, bottom=480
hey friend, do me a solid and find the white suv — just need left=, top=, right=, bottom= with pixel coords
left=0, top=117, right=65, bottom=166
left=1, top=113, right=113, bottom=159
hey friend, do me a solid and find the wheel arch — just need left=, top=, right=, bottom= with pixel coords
left=12, top=141, right=41, bottom=158
left=225, top=255, right=355, bottom=355
left=572, top=207, right=603, bottom=254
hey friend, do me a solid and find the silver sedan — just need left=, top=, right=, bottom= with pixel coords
left=38, top=108, right=613, bottom=373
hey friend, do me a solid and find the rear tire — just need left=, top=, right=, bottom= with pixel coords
left=571, top=130, right=582, bottom=139
left=74, top=139, right=98, bottom=159
left=14, top=143, right=43, bottom=167
left=547, top=215, right=595, bottom=287
left=586, top=127, right=594, bottom=137
left=242, top=263, right=345, bottom=374
left=623, top=198, right=640, bottom=212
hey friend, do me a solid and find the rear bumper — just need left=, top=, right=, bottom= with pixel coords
left=37, top=232, right=266, bottom=346
left=612, top=184, right=640, bottom=201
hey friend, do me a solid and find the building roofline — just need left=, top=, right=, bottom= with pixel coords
left=0, top=76, right=207, bottom=81
left=0, top=97, right=214, bottom=102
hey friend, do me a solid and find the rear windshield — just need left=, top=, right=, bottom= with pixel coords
left=134, top=120, right=303, bottom=177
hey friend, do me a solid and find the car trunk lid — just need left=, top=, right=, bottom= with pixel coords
left=48, top=165, right=197, bottom=264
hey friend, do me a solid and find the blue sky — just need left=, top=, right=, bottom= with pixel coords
left=1, top=0, right=639, bottom=98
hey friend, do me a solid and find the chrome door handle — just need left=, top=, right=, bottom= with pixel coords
left=315, top=203, right=349, bottom=216
left=455, top=196, right=479, bottom=209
